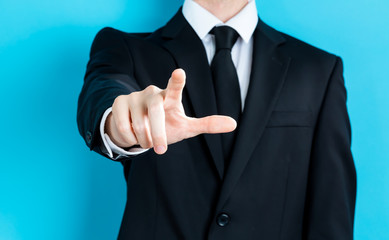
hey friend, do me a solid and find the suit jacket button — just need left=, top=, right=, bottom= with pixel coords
left=86, top=131, right=92, bottom=145
left=216, top=213, right=230, bottom=227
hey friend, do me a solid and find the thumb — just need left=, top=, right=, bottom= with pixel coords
left=188, top=115, right=237, bottom=135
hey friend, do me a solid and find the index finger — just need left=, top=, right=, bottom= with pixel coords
left=165, top=68, right=186, bottom=102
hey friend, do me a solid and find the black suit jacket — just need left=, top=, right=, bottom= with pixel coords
left=77, top=9, right=356, bottom=240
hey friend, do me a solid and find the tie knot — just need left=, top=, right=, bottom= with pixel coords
left=210, top=26, right=239, bottom=51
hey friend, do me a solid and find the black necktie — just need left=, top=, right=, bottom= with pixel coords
left=210, top=26, right=241, bottom=171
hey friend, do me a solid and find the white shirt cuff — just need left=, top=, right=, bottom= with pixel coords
left=100, top=107, right=150, bottom=160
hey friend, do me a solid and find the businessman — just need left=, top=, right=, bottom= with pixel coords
left=77, top=0, right=357, bottom=239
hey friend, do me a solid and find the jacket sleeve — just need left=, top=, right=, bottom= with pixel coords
left=77, top=27, right=142, bottom=159
left=304, top=57, right=357, bottom=239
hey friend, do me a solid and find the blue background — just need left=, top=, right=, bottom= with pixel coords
left=0, top=0, right=388, bottom=239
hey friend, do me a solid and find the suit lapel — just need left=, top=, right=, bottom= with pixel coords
left=216, top=20, right=292, bottom=211
left=161, top=10, right=225, bottom=179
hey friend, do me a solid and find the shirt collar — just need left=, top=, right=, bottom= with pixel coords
left=182, top=0, right=258, bottom=43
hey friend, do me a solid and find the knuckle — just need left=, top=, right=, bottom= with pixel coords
left=123, top=134, right=137, bottom=146
left=116, top=122, right=130, bottom=133
left=139, top=141, right=152, bottom=149
left=128, top=137, right=138, bottom=146
left=127, top=92, right=139, bottom=102
left=113, top=95, right=124, bottom=108
left=115, top=95, right=124, bottom=102
left=145, top=85, right=159, bottom=94
left=148, top=99, right=163, bottom=112
left=132, top=122, right=145, bottom=135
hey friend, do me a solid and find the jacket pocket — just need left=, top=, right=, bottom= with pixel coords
left=266, top=111, right=313, bottom=127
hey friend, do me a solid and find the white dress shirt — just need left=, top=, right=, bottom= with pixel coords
left=100, top=0, right=258, bottom=159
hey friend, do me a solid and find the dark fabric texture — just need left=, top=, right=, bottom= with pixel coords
left=210, top=26, right=241, bottom=175
left=77, top=8, right=356, bottom=240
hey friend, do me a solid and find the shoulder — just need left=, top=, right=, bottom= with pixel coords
left=95, top=27, right=153, bottom=40
left=90, top=27, right=148, bottom=49
left=261, top=22, right=344, bottom=95
left=90, top=27, right=166, bottom=54
left=276, top=29, right=340, bottom=71
left=257, top=19, right=342, bottom=74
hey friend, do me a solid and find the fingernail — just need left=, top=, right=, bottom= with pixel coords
left=155, top=146, right=166, bottom=154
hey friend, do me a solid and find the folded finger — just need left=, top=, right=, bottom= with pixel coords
left=147, top=94, right=167, bottom=154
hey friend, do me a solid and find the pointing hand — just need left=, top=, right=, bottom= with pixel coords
left=106, top=69, right=237, bottom=154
